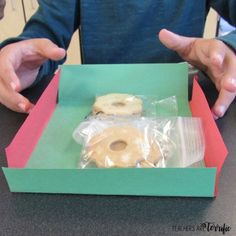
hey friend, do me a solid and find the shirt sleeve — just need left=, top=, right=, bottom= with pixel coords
left=0, top=0, right=80, bottom=84
left=209, top=0, right=236, bottom=52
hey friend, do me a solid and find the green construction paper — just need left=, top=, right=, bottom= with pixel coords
left=3, top=167, right=216, bottom=197
left=26, top=106, right=86, bottom=168
left=26, top=63, right=191, bottom=169
left=59, top=64, right=191, bottom=116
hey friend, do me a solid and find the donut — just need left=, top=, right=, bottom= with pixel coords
left=92, top=93, right=143, bottom=115
left=86, top=125, right=161, bottom=168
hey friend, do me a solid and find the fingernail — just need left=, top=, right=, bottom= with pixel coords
left=211, top=111, right=219, bottom=120
left=216, top=105, right=226, bottom=117
left=18, top=102, right=26, bottom=111
left=27, top=106, right=34, bottom=113
left=10, top=82, right=17, bottom=90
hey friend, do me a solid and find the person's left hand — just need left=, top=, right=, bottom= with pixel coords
left=159, top=29, right=236, bottom=119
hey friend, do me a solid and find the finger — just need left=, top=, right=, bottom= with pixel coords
left=218, top=51, right=236, bottom=92
left=0, top=39, right=66, bottom=92
left=31, top=38, right=66, bottom=61
left=209, top=51, right=224, bottom=68
left=202, top=41, right=227, bottom=89
left=0, top=45, right=27, bottom=92
left=189, top=39, right=227, bottom=73
left=211, top=89, right=235, bottom=119
left=158, top=29, right=195, bottom=57
left=0, top=80, right=34, bottom=113
left=0, top=46, right=21, bottom=91
left=222, top=76, right=236, bottom=93
left=0, top=63, right=22, bottom=92
left=207, top=40, right=227, bottom=74
left=1, top=93, right=34, bottom=113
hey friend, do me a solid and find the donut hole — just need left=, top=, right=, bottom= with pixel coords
left=110, top=140, right=127, bottom=151
left=112, top=102, right=126, bottom=107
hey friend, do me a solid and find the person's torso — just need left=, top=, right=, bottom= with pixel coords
left=80, top=0, right=208, bottom=63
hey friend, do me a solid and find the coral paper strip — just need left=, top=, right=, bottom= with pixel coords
left=190, top=79, right=228, bottom=196
left=5, top=72, right=60, bottom=168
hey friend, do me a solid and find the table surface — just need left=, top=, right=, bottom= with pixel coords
left=0, top=73, right=236, bottom=236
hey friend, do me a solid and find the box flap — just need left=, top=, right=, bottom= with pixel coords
left=2, top=167, right=216, bottom=197
left=58, top=64, right=191, bottom=116
left=190, top=78, right=228, bottom=195
left=5, top=72, right=60, bottom=168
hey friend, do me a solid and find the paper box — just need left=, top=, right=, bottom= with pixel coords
left=2, top=64, right=227, bottom=197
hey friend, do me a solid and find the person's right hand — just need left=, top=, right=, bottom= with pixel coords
left=0, top=38, right=66, bottom=113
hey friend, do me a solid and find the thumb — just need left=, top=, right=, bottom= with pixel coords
left=159, top=29, right=195, bottom=56
left=31, top=38, right=66, bottom=61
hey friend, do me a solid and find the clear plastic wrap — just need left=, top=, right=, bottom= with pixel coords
left=151, top=117, right=205, bottom=167
left=147, top=95, right=178, bottom=117
left=91, top=93, right=178, bottom=117
left=73, top=116, right=205, bottom=168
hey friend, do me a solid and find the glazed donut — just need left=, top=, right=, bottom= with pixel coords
left=86, top=125, right=161, bottom=168
left=92, top=93, right=143, bottom=115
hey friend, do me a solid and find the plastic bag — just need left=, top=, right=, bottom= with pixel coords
left=151, top=117, right=205, bottom=167
left=73, top=116, right=205, bottom=168
left=91, top=93, right=178, bottom=117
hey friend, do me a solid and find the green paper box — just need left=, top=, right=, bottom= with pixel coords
left=2, top=64, right=228, bottom=197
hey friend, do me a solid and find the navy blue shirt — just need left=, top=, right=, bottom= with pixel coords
left=80, top=0, right=206, bottom=63
left=1, top=0, right=236, bottom=82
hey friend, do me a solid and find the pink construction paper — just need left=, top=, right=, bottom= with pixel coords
left=190, top=78, right=228, bottom=196
left=5, top=72, right=60, bottom=168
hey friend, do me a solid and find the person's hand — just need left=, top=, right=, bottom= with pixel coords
left=0, top=38, right=66, bottom=113
left=159, top=29, right=236, bottom=119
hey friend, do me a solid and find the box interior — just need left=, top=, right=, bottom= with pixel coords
left=3, top=63, right=228, bottom=196
left=26, top=64, right=192, bottom=169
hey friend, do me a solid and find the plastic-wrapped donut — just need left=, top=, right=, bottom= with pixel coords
left=86, top=125, right=161, bottom=168
left=92, top=93, right=143, bottom=116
